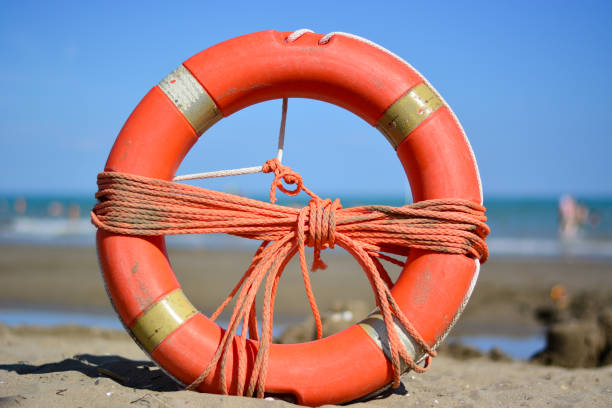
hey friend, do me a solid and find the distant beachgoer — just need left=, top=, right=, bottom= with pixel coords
left=48, top=201, right=64, bottom=217
left=14, top=197, right=27, bottom=215
left=68, top=204, right=81, bottom=219
left=558, top=194, right=588, bottom=240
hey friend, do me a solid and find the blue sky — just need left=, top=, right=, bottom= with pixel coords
left=1, top=1, right=611, bottom=198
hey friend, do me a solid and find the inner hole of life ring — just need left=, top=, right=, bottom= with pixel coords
left=166, top=97, right=411, bottom=339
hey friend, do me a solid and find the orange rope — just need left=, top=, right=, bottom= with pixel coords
left=91, top=158, right=489, bottom=396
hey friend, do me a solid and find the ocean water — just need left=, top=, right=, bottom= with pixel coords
left=1, top=194, right=611, bottom=260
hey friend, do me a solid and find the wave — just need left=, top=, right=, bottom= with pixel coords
left=488, top=237, right=612, bottom=260
left=7, top=217, right=94, bottom=236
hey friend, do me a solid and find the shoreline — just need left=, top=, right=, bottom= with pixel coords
left=1, top=244, right=611, bottom=330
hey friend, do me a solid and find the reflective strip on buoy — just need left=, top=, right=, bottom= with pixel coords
left=359, top=312, right=423, bottom=372
left=130, top=289, right=198, bottom=352
left=158, top=65, right=222, bottom=135
left=376, top=82, right=444, bottom=149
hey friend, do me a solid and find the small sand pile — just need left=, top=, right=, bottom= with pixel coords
left=533, top=291, right=612, bottom=367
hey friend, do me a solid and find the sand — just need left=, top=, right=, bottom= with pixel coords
left=1, top=325, right=611, bottom=407
left=1, top=245, right=612, bottom=406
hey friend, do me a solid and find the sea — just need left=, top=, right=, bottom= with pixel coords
left=1, top=193, right=611, bottom=260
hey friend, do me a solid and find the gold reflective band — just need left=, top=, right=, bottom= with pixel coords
left=130, top=289, right=198, bottom=352
left=158, top=65, right=222, bottom=135
left=358, top=312, right=420, bottom=373
left=376, top=82, right=444, bottom=149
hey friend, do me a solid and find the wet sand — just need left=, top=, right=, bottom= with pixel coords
left=1, top=245, right=611, bottom=333
left=1, top=245, right=612, bottom=406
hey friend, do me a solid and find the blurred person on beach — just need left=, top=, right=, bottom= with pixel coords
left=47, top=201, right=64, bottom=217
left=14, top=197, right=27, bottom=215
left=68, top=204, right=81, bottom=220
left=558, top=194, right=589, bottom=240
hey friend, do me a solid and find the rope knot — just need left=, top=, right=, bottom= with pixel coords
left=297, top=198, right=342, bottom=271
left=262, top=158, right=305, bottom=203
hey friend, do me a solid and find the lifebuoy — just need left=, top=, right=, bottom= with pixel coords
left=97, top=30, right=483, bottom=406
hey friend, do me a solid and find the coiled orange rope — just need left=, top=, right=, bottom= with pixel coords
left=91, top=158, right=489, bottom=397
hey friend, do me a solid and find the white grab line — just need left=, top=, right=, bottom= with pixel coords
left=173, top=98, right=288, bottom=182
left=276, top=97, right=287, bottom=162
left=173, top=165, right=264, bottom=181
left=174, top=28, right=304, bottom=183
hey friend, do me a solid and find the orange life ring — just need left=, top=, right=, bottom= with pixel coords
left=97, top=30, right=483, bottom=406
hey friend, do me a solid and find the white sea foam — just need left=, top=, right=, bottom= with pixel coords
left=9, top=216, right=94, bottom=236
left=488, top=237, right=612, bottom=260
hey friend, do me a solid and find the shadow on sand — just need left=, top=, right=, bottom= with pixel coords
left=0, top=354, right=181, bottom=392
left=1, top=354, right=410, bottom=404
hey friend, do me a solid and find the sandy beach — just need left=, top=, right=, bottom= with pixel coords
left=1, top=245, right=611, bottom=332
left=1, top=244, right=612, bottom=406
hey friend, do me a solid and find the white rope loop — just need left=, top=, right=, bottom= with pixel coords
left=286, top=28, right=314, bottom=42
